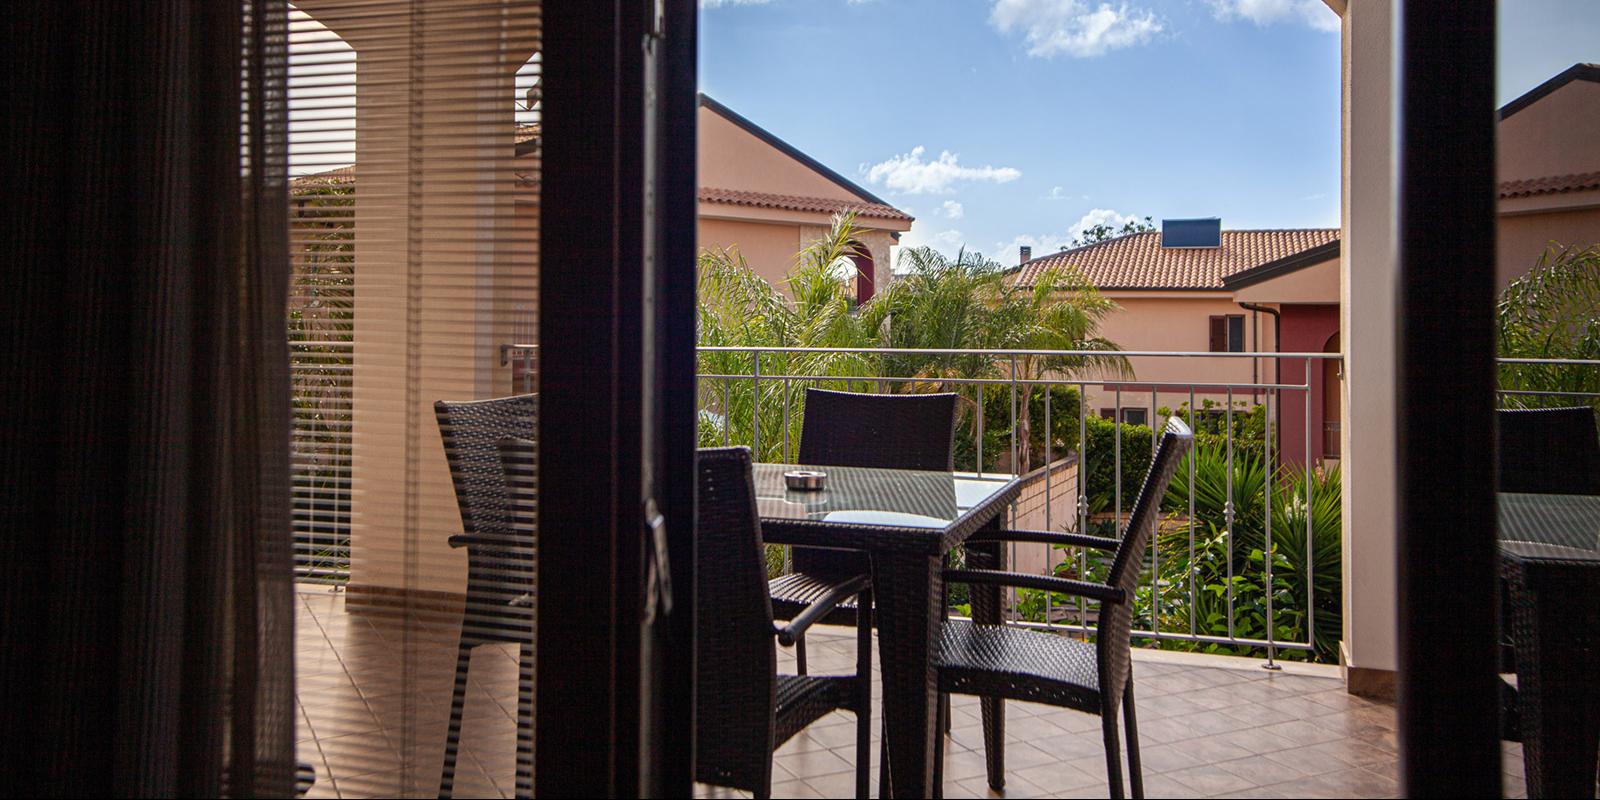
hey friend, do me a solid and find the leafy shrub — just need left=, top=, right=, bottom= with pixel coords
left=1082, top=416, right=1153, bottom=516
left=1013, top=443, right=1343, bottom=663
left=954, top=385, right=1082, bottom=473
left=1497, top=244, right=1600, bottom=431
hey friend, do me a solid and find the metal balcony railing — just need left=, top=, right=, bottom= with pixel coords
left=297, top=343, right=1600, bottom=664
left=692, top=346, right=1342, bottom=666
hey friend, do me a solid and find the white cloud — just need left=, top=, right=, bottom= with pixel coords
left=1042, top=186, right=1078, bottom=201
left=893, top=224, right=968, bottom=265
left=1068, top=208, right=1144, bottom=241
left=1207, top=0, right=1339, bottom=32
left=991, top=208, right=1145, bottom=264
left=864, top=146, right=1021, bottom=195
left=995, top=233, right=1073, bottom=263
left=989, top=0, right=1162, bottom=59
left=700, top=0, right=771, bottom=8
left=941, top=200, right=965, bottom=219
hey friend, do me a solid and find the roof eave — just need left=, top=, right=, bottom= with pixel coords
left=697, top=93, right=904, bottom=212
left=1221, top=240, right=1343, bottom=291
left=1498, top=63, right=1600, bottom=120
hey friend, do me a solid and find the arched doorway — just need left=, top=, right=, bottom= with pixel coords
left=848, top=240, right=875, bottom=303
left=1323, top=331, right=1341, bottom=459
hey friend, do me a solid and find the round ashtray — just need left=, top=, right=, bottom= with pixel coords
left=783, top=470, right=828, bottom=491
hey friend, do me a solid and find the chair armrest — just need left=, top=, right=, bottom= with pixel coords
left=965, top=529, right=1120, bottom=552
left=449, top=533, right=533, bottom=551
left=775, top=574, right=871, bottom=646
left=944, top=568, right=1125, bottom=604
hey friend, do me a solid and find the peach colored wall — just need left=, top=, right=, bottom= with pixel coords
left=694, top=103, right=906, bottom=295
left=1008, top=460, right=1079, bottom=580
left=698, top=106, right=862, bottom=202
left=1494, top=76, right=1600, bottom=288
left=1086, top=295, right=1277, bottom=419
left=1498, top=79, right=1600, bottom=181
left=698, top=218, right=802, bottom=291
left=1497, top=205, right=1600, bottom=288
left=1231, top=256, right=1340, bottom=304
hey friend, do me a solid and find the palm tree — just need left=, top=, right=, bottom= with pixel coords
left=696, top=215, right=1132, bottom=471
left=987, top=265, right=1130, bottom=472
left=697, top=214, right=878, bottom=459
left=1497, top=244, right=1600, bottom=429
left=870, top=246, right=1131, bottom=472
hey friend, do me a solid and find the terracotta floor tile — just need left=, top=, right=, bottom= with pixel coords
left=293, top=587, right=1408, bottom=798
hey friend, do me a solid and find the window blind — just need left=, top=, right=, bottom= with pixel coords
left=286, top=1, right=541, bottom=795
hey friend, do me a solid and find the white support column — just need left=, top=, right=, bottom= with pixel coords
left=1339, top=0, right=1399, bottom=696
left=298, top=0, right=538, bottom=597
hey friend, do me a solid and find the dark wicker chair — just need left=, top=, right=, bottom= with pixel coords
left=772, top=388, right=958, bottom=673
left=1497, top=406, right=1600, bottom=495
left=1494, top=406, right=1600, bottom=755
left=434, top=395, right=537, bottom=799
left=932, top=417, right=1192, bottom=799
left=696, top=447, right=873, bottom=799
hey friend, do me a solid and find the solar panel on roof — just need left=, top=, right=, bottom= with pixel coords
left=1162, top=218, right=1222, bottom=248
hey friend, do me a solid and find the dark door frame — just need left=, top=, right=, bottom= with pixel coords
left=1395, top=0, right=1502, bottom=794
left=537, top=0, right=698, bottom=796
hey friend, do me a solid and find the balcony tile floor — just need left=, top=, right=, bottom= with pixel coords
left=294, top=585, right=1528, bottom=799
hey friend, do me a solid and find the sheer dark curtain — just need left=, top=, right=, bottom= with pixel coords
left=0, top=1, right=294, bottom=796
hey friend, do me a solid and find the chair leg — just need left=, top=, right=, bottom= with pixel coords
left=942, top=692, right=951, bottom=733
left=981, top=695, right=1005, bottom=790
left=1123, top=682, right=1144, bottom=800
left=515, top=640, right=535, bottom=800
left=439, top=639, right=474, bottom=799
left=932, top=692, right=949, bottom=800
left=856, top=590, right=872, bottom=800
left=796, top=634, right=808, bottom=675
left=1101, top=706, right=1125, bottom=800
left=878, top=724, right=890, bottom=799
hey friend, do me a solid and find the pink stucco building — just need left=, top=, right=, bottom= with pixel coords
left=1006, top=62, right=1599, bottom=469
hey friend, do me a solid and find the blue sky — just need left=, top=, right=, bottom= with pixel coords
left=699, top=0, right=1600, bottom=266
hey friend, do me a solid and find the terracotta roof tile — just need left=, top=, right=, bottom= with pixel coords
left=1498, top=170, right=1600, bottom=199
left=1012, top=229, right=1340, bottom=291
left=290, top=166, right=354, bottom=192
left=700, top=187, right=912, bottom=222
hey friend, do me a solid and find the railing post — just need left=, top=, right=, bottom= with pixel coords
left=1009, top=355, right=1019, bottom=475
left=976, top=387, right=985, bottom=477
left=1225, top=387, right=1235, bottom=641
left=1077, top=383, right=1088, bottom=636
left=1150, top=386, right=1159, bottom=633
left=1044, top=385, right=1053, bottom=628
left=1188, top=385, right=1197, bottom=638
left=1305, top=356, right=1315, bottom=657
left=1263, top=389, right=1280, bottom=670
left=1114, top=386, right=1122, bottom=519
left=752, top=350, right=761, bottom=460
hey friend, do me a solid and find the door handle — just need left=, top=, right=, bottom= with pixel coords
left=643, top=499, right=672, bottom=624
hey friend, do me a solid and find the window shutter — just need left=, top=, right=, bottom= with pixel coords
left=1208, top=316, right=1226, bottom=352
left=1228, top=315, right=1246, bottom=352
left=285, top=2, right=542, bottom=794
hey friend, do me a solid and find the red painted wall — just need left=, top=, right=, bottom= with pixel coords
left=1277, top=304, right=1340, bottom=466
left=852, top=249, right=875, bottom=303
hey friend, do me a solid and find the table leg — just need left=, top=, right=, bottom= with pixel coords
left=1505, top=559, right=1600, bottom=799
left=873, top=551, right=943, bottom=799
left=964, top=535, right=1006, bottom=791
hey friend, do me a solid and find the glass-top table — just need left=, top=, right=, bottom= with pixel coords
left=1498, top=492, right=1600, bottom=562
left=1495, top=492, right=1600, bottom=798
left=754, top=462, right=1021, bottom=798
left=754, top=463, right=1017, bottom=542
